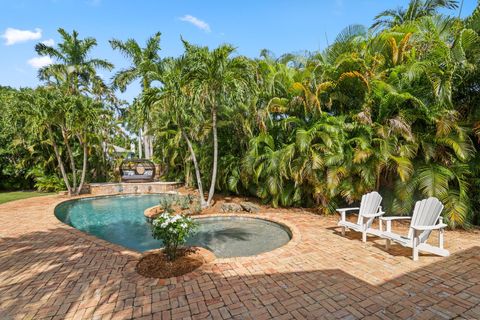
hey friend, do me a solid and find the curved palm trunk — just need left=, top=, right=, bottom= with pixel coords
left=48, top=126, right=72, bottom=195
left=182, top=130, right=207, bottom=207
left=207, top=107, right=218, bottom=206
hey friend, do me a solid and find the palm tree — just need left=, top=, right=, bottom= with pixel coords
left=20, top=88, right=108, bottom=196
left=185, top=42, right=256, bottom=206
left=34, top=29, right=115, bottom=196
left=20, top=88, right=73, bottom=194
left=372, top=0, right=459, bottom=30
left=147, top=56, right=210, bottom=207
left=110, top=32, right=162, bottom=159
left=35, top=28, right=113, bottom=95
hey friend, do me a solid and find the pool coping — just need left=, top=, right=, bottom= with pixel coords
left=51, top=193, right=302, bottom=280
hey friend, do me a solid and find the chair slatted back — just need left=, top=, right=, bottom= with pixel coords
left=357, top=191, right=382, bottom=225
left=408, top=197, right=444, bottom=242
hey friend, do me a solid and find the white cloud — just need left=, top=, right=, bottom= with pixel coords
left=41, top=39, right=55, bottom=46
left=179, top=15, right=211, bottom=32
left=27, top=56, right=52, bottom=69
left=2, top=27, right=42, bottom=46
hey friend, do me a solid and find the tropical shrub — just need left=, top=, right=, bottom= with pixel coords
left=151, top=213, right=197, bottom=260
left=148, top=1, right=480, bottom=228
left=158, top=197, right=175, bottom=214
left=158, top=195, right=202, bottom=216
left=27, top=167, right=65, bottom=192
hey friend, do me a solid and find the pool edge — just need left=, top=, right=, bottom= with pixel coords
left=51, top=193, right=302, bottom=280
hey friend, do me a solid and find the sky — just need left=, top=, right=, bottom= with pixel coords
left=0, top=0, right=477, bottom=102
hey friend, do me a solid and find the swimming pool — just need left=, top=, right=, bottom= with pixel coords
left=54, top=194, right=291, bottom=258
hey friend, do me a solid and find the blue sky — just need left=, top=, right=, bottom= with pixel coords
left=1, top=0, right=477, bottom=102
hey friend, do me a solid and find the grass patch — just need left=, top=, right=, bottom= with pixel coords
left=0, top=191, right=54, bottom=205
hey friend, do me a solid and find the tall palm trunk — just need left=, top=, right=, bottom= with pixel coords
left=149, top=136, right=154, bottom=159
left=143, top=128, right=153, bottom=159
left=207, top=106, right=218, bottom=206
left=144, top=126, right=154, bottom=159
left=62, top=128, right=77, bottom=191
left=76, top=134, right=88, bottom=195
left=101, top=135, right=107, bottom=180
left=138, top=128, right=143, bottom=158
left=182, top=130, right=207, bottom=207
left=142, top=78, right=152, bottom=159
left=48, top=126, right=72, bottom=195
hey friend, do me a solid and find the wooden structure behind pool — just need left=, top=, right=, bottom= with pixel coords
left=120, top=159, right=155, bottom=183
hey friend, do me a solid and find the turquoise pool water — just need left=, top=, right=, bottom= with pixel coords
left=54, top=194, right=291, bottom=258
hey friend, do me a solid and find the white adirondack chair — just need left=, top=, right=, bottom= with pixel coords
left=380, top=197, right=449, bottom=261
left=337, top=191, right=384, bottom=243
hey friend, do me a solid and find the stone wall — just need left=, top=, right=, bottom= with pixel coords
left=88, top=182, right=182, bottom=196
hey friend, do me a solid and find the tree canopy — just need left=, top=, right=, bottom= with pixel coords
left=1, top=0, right=480, bottom=227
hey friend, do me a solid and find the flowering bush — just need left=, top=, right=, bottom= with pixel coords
left=151, top=212, right=198, bottom=260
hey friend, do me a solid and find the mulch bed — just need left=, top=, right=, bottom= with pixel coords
left=136, top=247, right=215, bottom=278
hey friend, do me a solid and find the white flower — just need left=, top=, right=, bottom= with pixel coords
left=170, top=215, right=181, bottom=223
left=160, top=212, right=169, bottom=219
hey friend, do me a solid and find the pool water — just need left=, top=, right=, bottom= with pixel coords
left=54, top=195, right=291, bottom=258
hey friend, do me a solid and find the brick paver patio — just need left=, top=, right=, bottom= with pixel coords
left=0, top=195, right=479, bottom=319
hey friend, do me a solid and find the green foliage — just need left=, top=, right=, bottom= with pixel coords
left=158, top=195, right=198, bottom=213
left=178, top=196, right=191, bottom=210
left=27, top=167, right=65, bottom=192
left=148, top=1, right=480, bottom=228
left=372, top=0, right=459, bottom=31
left=0, top=30, right=125, bottom=194
left=1, top=0, right=480, bottom=229
left=158, top=197, right=175, bottom=214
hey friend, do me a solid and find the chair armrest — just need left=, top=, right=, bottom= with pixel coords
left=337, top=207, right=360, bottom=223
left=381, top=216, right=411, bottom=232
left=336, top=207, right=360, bottom=213
left=412, top=223, right=448, bottom=231
left=363, top=211, right=385, bottom=218
left=380, top=216, right=411, bottom=221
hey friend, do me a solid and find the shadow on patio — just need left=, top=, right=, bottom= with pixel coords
left=201, top=246, right=480, bottom=319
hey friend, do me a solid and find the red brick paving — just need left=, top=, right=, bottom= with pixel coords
left=0, top=194, right=479, bottom=319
